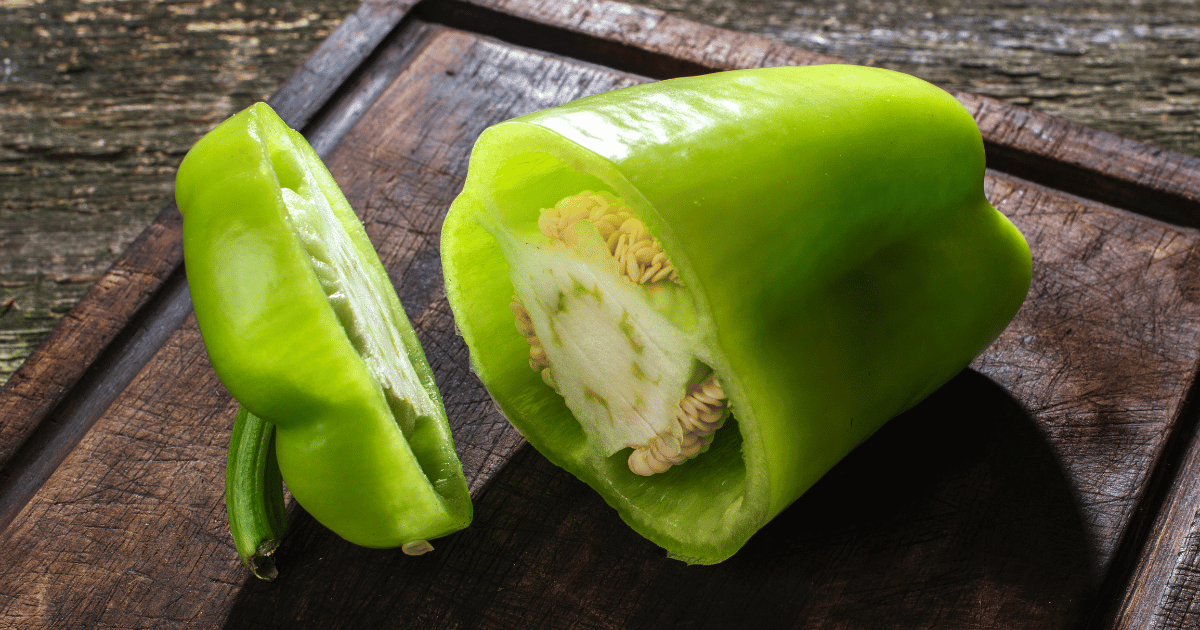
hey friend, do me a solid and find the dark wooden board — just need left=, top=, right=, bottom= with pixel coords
left=7, top=0, right=1199, bottom=387
left=0, top=0, right=369, bottom=385
left=3, top=0, right=1200, bottom=627
left=0, top=0, right=417, bottom=527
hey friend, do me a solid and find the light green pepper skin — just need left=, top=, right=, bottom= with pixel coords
left=177, top=103, right=471, bottom=549
left=441, top=65, right=1031, bottom=564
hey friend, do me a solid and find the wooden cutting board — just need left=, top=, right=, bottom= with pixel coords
left=3, top=0, right=1200, bottom=627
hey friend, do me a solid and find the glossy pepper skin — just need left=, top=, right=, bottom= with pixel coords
left=176, top=103, right=471, bottom=549
left=441, top=65, right=1031, bottom=564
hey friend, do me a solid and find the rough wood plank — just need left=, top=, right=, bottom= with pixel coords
left=305, top=18, right=448, bottom=158
left=3, top=1, right=1200, bottom=627
left=974, top=173, right=1200, bottom=570
left=0, top=270, right=193, bottom=533
left=624, top=0, right=1200, bottom=159
left=6, top=26, right=1194, bottom=628
left=0, top=318, right=242, bottom=627
left=0, top=0, right=366, bottom=384
left=270, top=0, right=420, bottom=129
left=422, top=0, right=837, bottom=74
left=0, top=206, right=182, bottom=471
left=1109, top=411, right=1200, bottom=629
left=446, top=0, right=1200, bottom=221
left=961, top=92, right=1200, bottom=226
left=0, top=0, right=409, bottom=392
left=0, top=0, right=425, bottom=520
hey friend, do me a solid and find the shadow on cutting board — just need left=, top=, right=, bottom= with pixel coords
left=223, top=369, right=1094, bottom=629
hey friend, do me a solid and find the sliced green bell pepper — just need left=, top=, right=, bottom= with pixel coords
left=176, top=103, right=471, bottom=552
left=441, top=65, right=1031, bottom=564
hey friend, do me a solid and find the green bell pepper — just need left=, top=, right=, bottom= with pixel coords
left=176, top=103, right=471, bottom=554
left=441, top=65, right=1031, bottom=564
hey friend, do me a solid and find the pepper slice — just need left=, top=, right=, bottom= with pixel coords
left=441, top=65, right=1031, bottom=564
left=176, top=103, right=471, bottom=550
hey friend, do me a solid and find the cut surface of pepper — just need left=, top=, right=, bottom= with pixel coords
left=441, top=65, right=1032, bottom=564
left=176, top=103, right=471, bottom=553
left=507, top=191, right=724, bottom=476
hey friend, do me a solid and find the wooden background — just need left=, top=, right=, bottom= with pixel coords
left=4, top=0, right=1200, bottom=627
left=2, top=0, right=1198, bottom=383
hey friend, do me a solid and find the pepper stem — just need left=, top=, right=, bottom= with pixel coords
left=226, top=406, right=288, bottom=580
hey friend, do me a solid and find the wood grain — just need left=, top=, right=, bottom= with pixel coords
left=436, top=0, right=1200, bottom=224
left=0, top=0, right=423, bottom=516
left=271, top=0, right=419, bottom=130
left=4, top=0, right=1200, bottom=627
left=1111, top=408, right=1200, bottom=629
left=626, top=0, right=1200, bottom=159
left=7, top=0, right=1198, bottom=388
left=4, top=20, right=1200, bottom=627
left=0, top=319, right=242, bottom=627
left=409, top=3, right=1200, bottom=627
left=961, top=93, right=1200, bottom=227
left=976, top=173, right=1200, bottom=569
left=0, top=0, right=365, bottom=384
left=0, top=206, right=183, bottom=472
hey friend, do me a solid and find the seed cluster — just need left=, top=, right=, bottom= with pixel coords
left=513, top=190, right=726, bottom=476
left=510, top=296, right=549, bottom=371
left=537, top=191, right=679, bottom=285
left=628, top=373, right=727, bottom=476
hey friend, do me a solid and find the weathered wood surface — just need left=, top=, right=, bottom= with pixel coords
left=0, top=0, right=365, bottom=382
left=3, top=1, right=1200, bottom=624
left=399, top=9, right=1200, bottom=625
left=431, top=0, right=1200, bottom=225
left=4, top=0, right=1200, bottom=384
left=643, top=0, right=1200, bottom=158
left=0, top=0, right=422, bottom=530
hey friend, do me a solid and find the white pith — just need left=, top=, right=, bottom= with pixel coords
left=508, top=231, right=696, bottom=455
left=502, top=192, right=729, bottom=474
left=278, top=163, right=437, bottom=430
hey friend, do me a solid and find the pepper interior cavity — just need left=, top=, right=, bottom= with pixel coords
left=504, top=191, right=728, bottom=476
